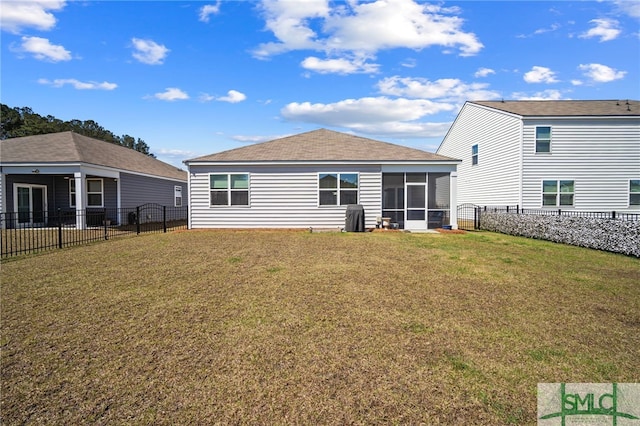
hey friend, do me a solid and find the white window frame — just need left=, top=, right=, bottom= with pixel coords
left=86, top=178, right=104, bottom=208
left=209, top=173, right=250, bottom=207
left=535, top=126, right=552, bottom=154
left=471, top=144, right=478, bottom=166
left=174, top=185, right=183, bottom=207
left=318, top=172, right=359, bottom=207
left=542, top=179, right=574, bottom=207
left=630, top=179, right=640, bottom=207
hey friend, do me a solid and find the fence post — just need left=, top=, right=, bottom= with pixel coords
left=58, top=208, right=63, bottom=249
left=104, top=208, right=109, bottom=240
left=136, top=206, right=141, bottom=235
left=163, top=206, right=167, bottom=233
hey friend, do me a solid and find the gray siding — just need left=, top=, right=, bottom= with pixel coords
left=120, top=173, right=187, bottom=208
left=4, top=175, right=55, bottom=213
left=437, top=103, right=522, bottom=206
left=521, top=119, right=640, bottom=211
left=189, top=165, right=382, bottom=229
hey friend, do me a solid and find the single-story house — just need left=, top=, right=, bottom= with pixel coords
left=185, top=128, right=461, bottom=231
left=436, top=100, right=640, bottom=211
left=0, top=131, right=188, bottom=228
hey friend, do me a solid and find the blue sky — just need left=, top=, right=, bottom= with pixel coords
left=1, top=0, right=639, bottom=168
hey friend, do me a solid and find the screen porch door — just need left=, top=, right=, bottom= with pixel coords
left=405, top=173, right=427, bottom=231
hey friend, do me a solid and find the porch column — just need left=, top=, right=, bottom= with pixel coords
left=450, top=172, right=458, bottom=230
left=0, top=172, right=5, bottom=229
left=74, top=171, right=86, bottom=230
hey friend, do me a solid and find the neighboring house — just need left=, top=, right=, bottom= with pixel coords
left=0, top=131, right=188, bottom=228
left=437, top=100, right=640, bottom=211
left=185, top=128, right=461, bottom=231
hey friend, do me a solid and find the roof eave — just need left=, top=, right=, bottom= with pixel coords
left=185, top=159, right=462, bottom=167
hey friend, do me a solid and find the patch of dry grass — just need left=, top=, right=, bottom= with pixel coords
left=1, top=230, right=639, bottom=424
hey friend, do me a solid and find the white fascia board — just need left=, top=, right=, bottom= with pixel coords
left=523, top=115, right=639, bottom=121
left=1, top=162, right=186, bottom=183
left=186, top=160, right=462, bottom=167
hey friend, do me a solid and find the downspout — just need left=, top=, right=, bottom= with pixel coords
left=518, top=120, right=524, bottom=208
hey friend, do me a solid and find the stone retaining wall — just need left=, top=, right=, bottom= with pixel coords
left=479, top=212, right=640, bottom=257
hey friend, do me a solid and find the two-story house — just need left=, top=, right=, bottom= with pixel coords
left=437, top=100, right=640, bottom=212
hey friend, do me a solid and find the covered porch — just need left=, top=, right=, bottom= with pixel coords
left=1, top=165, right=121, bottom=229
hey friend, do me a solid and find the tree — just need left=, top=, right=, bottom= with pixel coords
left=0, top=104, right=23, bottom=139
left=0, top=103, right=155, bottom=156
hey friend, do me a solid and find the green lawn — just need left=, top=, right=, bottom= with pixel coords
left=2, top=230, right=639, bottom=424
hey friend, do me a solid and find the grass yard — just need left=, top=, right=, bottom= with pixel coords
left=1, top=230, right=639, bottom=424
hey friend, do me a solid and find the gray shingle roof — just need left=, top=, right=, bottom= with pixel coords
left=187, top=128, right=457, bottom=163
left=470, top=100, right=640, bottom=117
left=0, top=131, right=187, bottom=181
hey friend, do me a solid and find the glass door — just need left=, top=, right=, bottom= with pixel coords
left=15, top=184, right=47, bottom=226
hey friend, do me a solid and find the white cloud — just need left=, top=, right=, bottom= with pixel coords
left=301, top=56, right=379, bottom=74
left=512, top=90, right=564, bottom=101
left=151, top=88, right=189, bottom=101
left=0, top=0, right=65, bottom=33
left=474, top=67, right=495, bottom=78
left=16, top=36, right=71, bottom=62
left=322, top=0, right=483, bottom=56
left=578, top=63, right=627, bottom=82
left=523, top=66, right=559, bottom=83
left=534, top=23, right=561, bottom=35
left=612, top=0, right=640, bottom=19
left=401, top=58, right=417, bottom=68
left=579, top=18, right=621, bottom=42
left=131, top=38, right=169, bottom=65
left=38, top=78, right=117, bottom=90
left=281, top=97, right=455, bottom=138
left=253, top=0, right=483, bottom=73
left=199, top=90, right=247, bottom=103
left=199, top=93, right=216, bottom=102
left=377, top=76, right=500, bottom=102
left=232, top=134, right=292, bottom=143
left=218, top=90, right=247, bottom=103
left=199, top=2, right=221, bottom=23
left=253, top=0, right=329, bottom=57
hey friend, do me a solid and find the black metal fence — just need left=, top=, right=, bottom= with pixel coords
left=1, top=204, right=188, bottom=259
left=457, top=204, right=640, bottom=230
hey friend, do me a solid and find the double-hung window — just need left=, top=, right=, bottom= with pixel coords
left=543, top=180, right=574, bottom=207
left=630, top=180, right=640, bottom=206
left=535, top=126, right=551, bottom=153
left=174, top=186, right=183, bottom=207
left=210, top=174, right=249, bottom=206
left=319, top=173, right=358, bottom=206
left=471, top=144, right=478, bottom=165
left=87, top=178, right=104, bottom=207
left=69, top=179, right=76, bottom=207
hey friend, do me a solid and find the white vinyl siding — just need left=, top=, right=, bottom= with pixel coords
left=437, top=103, right=522, bottom=206
left=522, top=119, right=640, bottom=211
left=189, top=165, right=382, bottom=229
